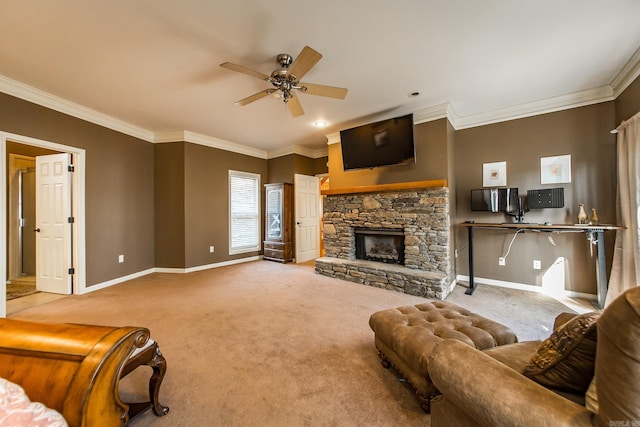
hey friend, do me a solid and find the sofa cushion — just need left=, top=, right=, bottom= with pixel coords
left=523, top=311, right=599, bottom=393
left=483, top=341, right=542, bottom=372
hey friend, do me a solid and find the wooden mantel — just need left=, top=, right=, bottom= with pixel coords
left=321, top=179, right=448, bottom=196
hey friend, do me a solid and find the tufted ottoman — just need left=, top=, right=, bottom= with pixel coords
left=369, top=300, right=517, bottom=412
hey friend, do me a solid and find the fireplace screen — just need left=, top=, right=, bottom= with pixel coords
left=354, top=228, right=405, bottom=265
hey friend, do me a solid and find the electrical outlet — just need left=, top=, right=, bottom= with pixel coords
left=498, top=257, right=506, bottom=266
left=209, top=245, right=215, bottom=253
left=118, top=254, right=124, bottom=263
left=533, top=260, right=541, bottom=270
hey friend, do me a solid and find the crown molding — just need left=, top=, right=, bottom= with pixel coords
left=3, top=59, right=638, bottom=157
left=326, top=132, right=341, bottom=145
left=412, top=103, right=453, bottom=125
left=183, top=131, right=267, bottom=159
left=450, top=85, right=615, bottom=130
left=339, top=85, right=616, bottom=133
left=155, top=130, right=268, bottom=159
left=0, top=74, right=320, bottom=160
left=153, top=130, right=186, bottom=143
left=391, top=83, right=617, bottom=131
left=267, top=144, right=328, bottom=159
left=611, top=46, right=640, bottom=97
left=411, top=86, right=615, bottom=131
left=0, top=74, right=155, bottom=142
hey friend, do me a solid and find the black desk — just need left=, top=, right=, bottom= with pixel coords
left=461, top=223, right=623, bottom=308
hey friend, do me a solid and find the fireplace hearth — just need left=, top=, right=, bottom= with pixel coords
left=315, top=184, right=453, bottom=300
left=355, top=228, right=404, bottom=265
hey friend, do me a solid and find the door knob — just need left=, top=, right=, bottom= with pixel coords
left=34, top=228, right=40, bottom=232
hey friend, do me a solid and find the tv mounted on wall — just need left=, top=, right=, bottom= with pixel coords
left=340, top=114, right=415, bottom=171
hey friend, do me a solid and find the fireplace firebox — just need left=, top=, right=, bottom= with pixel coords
left=354, top=228, right=405, bottom=265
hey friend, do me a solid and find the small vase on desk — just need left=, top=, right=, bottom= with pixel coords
left=589, top=208, right=599, bottom=225
left=577, top=203, right=588, bottom=224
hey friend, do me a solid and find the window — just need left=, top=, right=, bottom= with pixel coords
left=229, top=170, right=260, bottom=254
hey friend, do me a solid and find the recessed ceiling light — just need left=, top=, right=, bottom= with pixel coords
left=314, top=120, right=328, bottom=128
left=408, top=91, right=420, bottom=98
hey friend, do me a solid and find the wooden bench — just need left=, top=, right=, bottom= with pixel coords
left=0, top=318, right=169, bottom=426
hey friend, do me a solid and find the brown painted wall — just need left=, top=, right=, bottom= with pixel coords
left=154, top=143, right=186, bottom=268
left=267, top=153, right=327, bottom=184
left=267, top=155, right=295, bottom=184
left=0, top=93, right=155, bottom=287
left=313, top=156, right=329, bottom=175
left=184, top=143, right=267, bottom=268
left=455, top=103, right=617, bottom=293
left=328, top=118, right=449, bottom=188
left=615, top=75, right=640, bottom=124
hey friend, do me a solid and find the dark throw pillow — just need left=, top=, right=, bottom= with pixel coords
left=523, top=311, right=600, bottom=393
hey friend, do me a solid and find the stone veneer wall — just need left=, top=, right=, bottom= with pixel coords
left=315, top=186, right=453, bottom=299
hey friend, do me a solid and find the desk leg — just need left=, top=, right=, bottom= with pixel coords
left=595, top=231, right=607, bottom=309
left=465, top=226, right=475, bottom=295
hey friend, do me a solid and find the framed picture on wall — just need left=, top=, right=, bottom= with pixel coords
left=482, top=161, right=507, bottom=187
left=540, top=154, right=571, bottom=184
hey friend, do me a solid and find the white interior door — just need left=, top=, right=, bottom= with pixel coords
left=36, top=153, right=72, bottom=294
left=294, top=174, right=320, bottom=263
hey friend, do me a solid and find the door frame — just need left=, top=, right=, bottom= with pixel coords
left=1, top=132, right=86, bottom=317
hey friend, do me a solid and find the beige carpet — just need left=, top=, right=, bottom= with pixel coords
left=9, top=260, right=592, bottom=426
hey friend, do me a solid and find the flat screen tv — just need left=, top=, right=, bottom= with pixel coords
left=340, top=114, right=415, bottom=171
left=470, top=188, right=519, bottom=213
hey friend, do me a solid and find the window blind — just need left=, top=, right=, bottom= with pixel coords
left=229, top=170, right=260, bottom=254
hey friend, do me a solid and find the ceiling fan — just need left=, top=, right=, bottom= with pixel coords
left=220, top=46, right=348, bottom=117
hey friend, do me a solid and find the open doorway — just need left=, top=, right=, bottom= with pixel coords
left=7, top=154, right=38, bottom=299
left=1, top=132, right=87, bottom=317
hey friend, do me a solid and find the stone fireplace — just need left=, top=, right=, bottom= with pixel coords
left=315, top=181, right=454, bottom=300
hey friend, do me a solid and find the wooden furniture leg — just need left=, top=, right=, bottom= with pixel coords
left=120, top=341, right=170, bottom=420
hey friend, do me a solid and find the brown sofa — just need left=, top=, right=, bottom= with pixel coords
left=427, top=286, right=640, bottom=427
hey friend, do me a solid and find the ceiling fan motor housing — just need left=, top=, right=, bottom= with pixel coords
left=276, top=53, right=293, bottom=68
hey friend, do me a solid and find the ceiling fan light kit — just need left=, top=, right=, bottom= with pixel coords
left=220, top=46, right=348, bottom=118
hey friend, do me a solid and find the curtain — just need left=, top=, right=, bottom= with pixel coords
left=607, top=111, right=640, bottom=306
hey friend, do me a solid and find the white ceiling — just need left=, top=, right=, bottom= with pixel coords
left=1, top=1, right=639, bottom=157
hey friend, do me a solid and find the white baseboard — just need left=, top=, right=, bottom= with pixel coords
left=445, top=278, right=457, bottom=295
left=455, top=275, right=597, bottom=301
left=155, top=256, right=262, bottom=274
left=80, top=268, right=156, bottom=294
left=84, top=256, right=262, bottom=293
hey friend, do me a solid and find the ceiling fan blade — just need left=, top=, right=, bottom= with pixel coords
left=235, top=89, right=274, bottom=106
left=299, top=82, right=348, bottom=99
left=286, top=93, right=304, bottom=117
left=220, top=62, right=270, bottom=81
left=286, top=46, right=322, bottom=80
